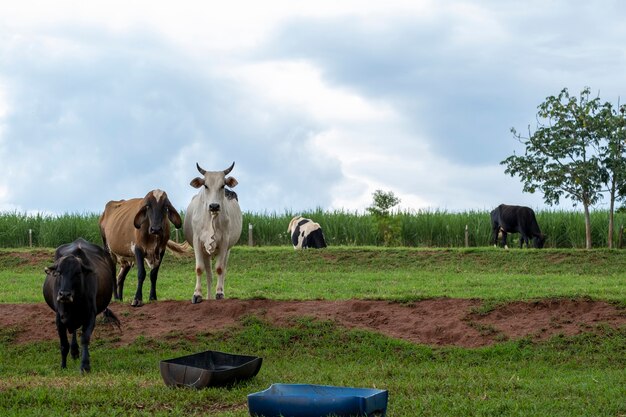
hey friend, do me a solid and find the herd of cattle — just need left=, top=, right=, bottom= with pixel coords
left=41, top=163, right=544, bottom=372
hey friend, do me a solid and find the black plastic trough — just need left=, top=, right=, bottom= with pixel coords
left=160, top=350, right=262, bottom=388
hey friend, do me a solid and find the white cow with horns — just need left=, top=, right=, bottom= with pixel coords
left=168, top=161, right=242, bottom=302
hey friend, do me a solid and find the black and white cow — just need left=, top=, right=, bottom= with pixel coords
left=490, top=204, right=546, bottom=249
left=288, top=216, right=327, bottom=249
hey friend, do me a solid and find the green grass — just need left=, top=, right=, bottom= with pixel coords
left=3, top=208, right=626, bottom=248
left=1, top=247, right=625, bottom=416
left=3, top=246, right=626, bottom=304
left=1, top=318, right=624, bottom=416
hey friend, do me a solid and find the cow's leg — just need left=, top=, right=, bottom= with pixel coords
left=56, top=315, right=70, bottom=369
left=492, top=225, right=499, bottom=247
left=191, top=244, right=208, bottom=303
left=214, top=249, right=230, bottom=299
left=204, top=253, right=214, bottom=300
left=79, top=315, right=96, bottom=374
left=501, top=231, right=509, bottom=250
left=132, top=248, right=147, bottom=307
left=148, top=250, right=165, bottom=301
left=116, top=262, right=132, bottom=301
left=70, top=332, right=79, bottom=360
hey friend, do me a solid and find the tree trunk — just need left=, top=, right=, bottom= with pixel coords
left=608, top=179, right=616, bottom=249
left=584, top=202, right=592, bottom=249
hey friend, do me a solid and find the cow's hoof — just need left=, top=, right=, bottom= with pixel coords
left=192, top=295, right=203, bottom=304
left=131, top=299, right=143, bottom=307
left=80, top=366, right=91, bottom=374
left=216, top=293, right=224, bottom=300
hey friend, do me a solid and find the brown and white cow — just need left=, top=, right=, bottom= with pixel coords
left=99, top=189, right=183, bottom=307
left=168, top=162, right=242, bottom=302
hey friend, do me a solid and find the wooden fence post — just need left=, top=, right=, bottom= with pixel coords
left=464, top=224, right=469, bottom=248
left=248, top=223, right=254, bottom=247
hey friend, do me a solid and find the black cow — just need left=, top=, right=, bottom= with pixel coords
left=288, top=216, right=327, bottom=249
left=490, top=204, right=546, bottom=249
left=43, top=238, right=120, bottom=373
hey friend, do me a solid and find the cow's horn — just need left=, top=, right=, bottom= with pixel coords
left=224, top=161, right=235, bottom=175
left=196, top=163, right=206, bottom=175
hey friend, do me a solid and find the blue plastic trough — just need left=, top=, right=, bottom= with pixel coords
left=247, top=383, right=388, bottom=417
left=160, top=350, right=262, bottom=388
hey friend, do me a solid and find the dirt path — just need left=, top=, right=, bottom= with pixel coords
left=1, top=298, right=624, bottom=348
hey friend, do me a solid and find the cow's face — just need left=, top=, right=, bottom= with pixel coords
left=134, top=189, right=182, bottom=234
left=190, top=162, right=238, bottom=216
left=45, top=255, right=89, bottom=322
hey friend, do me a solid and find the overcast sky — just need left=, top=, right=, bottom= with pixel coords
left=1, top=1, right=625, bottom=215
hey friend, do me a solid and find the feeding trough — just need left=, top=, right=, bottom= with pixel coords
left=160, top=350, right=262, bottom=388
left=247, top=383, right=388, bottom=417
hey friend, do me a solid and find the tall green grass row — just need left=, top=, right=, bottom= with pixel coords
left=1, top=209, right=626, bottom=248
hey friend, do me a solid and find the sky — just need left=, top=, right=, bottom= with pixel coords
left=1, top=0, right=625, bottom=215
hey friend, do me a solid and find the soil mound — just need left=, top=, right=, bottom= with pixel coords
left=1, top=298, right=623, bottom=348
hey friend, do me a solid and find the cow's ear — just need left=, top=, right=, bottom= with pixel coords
left=133, top=205, right=148, bottom=228
left=45, top=265, right=56, bottom=274
left=166, top=199, right=183, bottom=228
left=74, top=257, right=93, bottom=276
left=190, top=177, right=204, bottom=188
left=225, top=176, right=238, bottom=188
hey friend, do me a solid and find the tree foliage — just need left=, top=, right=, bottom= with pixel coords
left=366, top=189, right=401, bottom=217
left=502, top=87, right=604, bottom=207
left=366, top=189, right=401, bottom=246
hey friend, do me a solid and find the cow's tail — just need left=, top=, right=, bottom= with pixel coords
left=166, top=240, right=192, bottom=255
left=102, top=308, right=122, bottom=330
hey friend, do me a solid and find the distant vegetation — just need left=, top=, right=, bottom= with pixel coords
left=1, top=209, right=626, bottom=249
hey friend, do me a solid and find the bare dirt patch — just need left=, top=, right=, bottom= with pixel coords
left=1, top=298, right=624, bottom=348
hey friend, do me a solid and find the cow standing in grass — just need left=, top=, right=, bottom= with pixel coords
left=99, top=189, right=183, bottom=307
left=168, top=162, right=242, bottom=302
left=43, top=238, right=120, bottom=373
left=490, top=204, right=546, bottom=249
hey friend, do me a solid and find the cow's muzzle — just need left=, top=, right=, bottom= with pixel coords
left=57, top=291, right=74, bottom=303
left=209, top=203, right=220, bottom=215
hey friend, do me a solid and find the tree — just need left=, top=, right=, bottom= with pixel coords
left=366, top=190, right=401, bottom=246
left=501, top=87, right=605, bottom=249
left=598, top=102, right=626, bottom=248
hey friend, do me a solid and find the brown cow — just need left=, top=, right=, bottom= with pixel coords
left=99, top=189, right=183, bottom=307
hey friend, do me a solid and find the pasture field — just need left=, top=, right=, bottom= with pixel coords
left=0, top=246, right=625, bottom=416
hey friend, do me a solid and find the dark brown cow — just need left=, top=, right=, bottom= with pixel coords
left=43, top=238, right=120, bottom=373
left=99, top=189, right=183, bottom=307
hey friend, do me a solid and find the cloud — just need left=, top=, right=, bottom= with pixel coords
left=1, top=1, right=625, bottom=216
left=0, top=24, right=348, bottom=214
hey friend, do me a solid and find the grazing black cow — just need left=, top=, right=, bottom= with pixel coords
left=288, top=216, right=327, bottom=249
left=43, top=238, right=120, bottom=373
left=490, top=204, right=546, bottom=249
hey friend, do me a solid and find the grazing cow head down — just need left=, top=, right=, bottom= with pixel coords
left=190, top=162, right=239, bottom=216
left=534, top=234, right=546, bottom=249
left=133, top=189, right=182, bottom=234
left=45, top=255, right=90, bottom=324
